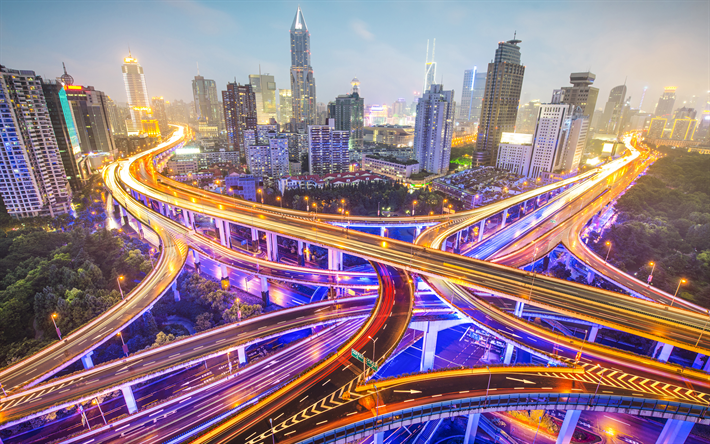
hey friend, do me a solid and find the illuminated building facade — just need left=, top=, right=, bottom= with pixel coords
left=671, top=117, right=697, bottom=140
left=496, top=132, right=533, bottom=175
left=222, top=82, right=257, bottom=157
left=250, top=73, right=278, bottom=124
left=458, top=68, right=486, bottom=122
left=333, top=92, right=364, bottom=150
left=600, top=84, right=627, bottom=133
left=0, top=66, right=72, bottom=218
left=244, top=124, right=290, bottom=178
left=655, top=87, right=677, bottom=118
left=64, top=83, right=116, bottom=154
left=647, top=117, right=667, bottom=139
left=105, top=96, right=127, bottom=136
left=278, top=89, right=293, bottom=125
left=557, top=72, right=599, bottom=118
left=192, top=74, right=222, bottom=129
left=121, top=51, right=151, bottom=135
left=151, top=96, right=170, bottom=136
left=413, top=84, right=455, bottom=175
left=290, top=6, right=317, bottom=128
left=423, top=39, right=437, bottom=94
left=308, top=120, right=350, bottom=176
left=475, top=37, right=525, bottom=166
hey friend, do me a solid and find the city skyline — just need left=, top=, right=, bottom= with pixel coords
left=1, top=1, right=707, bottom=111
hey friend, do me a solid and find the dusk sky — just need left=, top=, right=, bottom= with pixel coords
left=1, top=0, right=708, bottom=112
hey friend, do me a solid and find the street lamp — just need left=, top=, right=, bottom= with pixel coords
left=604, top=241, right=612, bottom=263
left=412, top=200, right=417, bottom=219
left=117, top=332, right=129, bottom=357
left=670, top=278, right=687, bottom=307
left=441, top=198, right=448, bottom=214
left=51, top=313, right=62, bottom=340
left=117, top=275, right=125, bottom=300
left=312, top=202, right=318, bottom=220
left=92, top=398, right=107, bottom=425
left=647, top=261, right=656, bottom=286
left=257, top=188, right=263, bottom=207
left=236, top=297, right=242, bottom=322
left=367, top=335, right=378, bottom=364
left=304, top=196, right=309, bottom=213
left=276, top=196, right=282, bottom=209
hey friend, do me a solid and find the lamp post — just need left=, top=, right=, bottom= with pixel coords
left=441, top=198, right=448, bottom=214
left=412, top=200, right=417, bottom=222
left=117, top=332, right=129, bottom=357
left=236, top=297, right=242, bottom=322
left=591, top=364, right=603, bottom=404
left=312, top=202, right=318, bottom=220
left=367, top=335, right=378, bottom=363
left=117, top=275, right=125, bottom=300
left=51, top=313, right=62, bottom=340
left=257, top=188, right=263, bottom=207
left=92, top=399, right=107, bottom=425
left=304, top=196, right=309, bottom=213
left=341, top=199, right=346, bottom=222
left=485, top=366, right=491, bottom=406
left=604, top=241, right=612, bottom=263
left=270, top=418, right=275, bottom=444
left=647, top=261, right=656, bottom=286
left=276, top=196, right=282, bottom=209
left=670, top=278, right=687, bottom=307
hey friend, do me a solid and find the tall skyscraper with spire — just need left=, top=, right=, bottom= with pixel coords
left=121, top=50, right=150, bottom=135
left=290, top=6, right=317, bottom=129
left=423, top=39, right=437, bottom=94
left=475, top=35, right=525, bottom=166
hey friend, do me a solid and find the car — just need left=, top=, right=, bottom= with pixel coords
left=491, top=417, right=506, bottom=428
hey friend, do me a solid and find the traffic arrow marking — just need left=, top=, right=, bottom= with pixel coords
left=506, top=377, right=535, bottom=384
left=394, top=389, right=422, bottom=394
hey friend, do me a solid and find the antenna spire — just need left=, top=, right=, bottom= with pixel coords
left=62, top=62, right=67, bottom=75
left=128, top=45, right=131, bottom=57
left=514, top=30, right=517, bottom=40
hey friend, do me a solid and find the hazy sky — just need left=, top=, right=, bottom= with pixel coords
left=1, top=0, right=708, bottom=112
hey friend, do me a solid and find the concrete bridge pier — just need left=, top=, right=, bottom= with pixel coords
left=463, top=413, right=481, bottom=444
left=503, top=343, right=515, bottom=365
left=655, top=418, right=694, bottom=444
left=411, top=319, right=468, bottom=371
left=260, top=276, right=270, bottom=306
left=121, top=385, right=138, bottom=414
left=237, top=345, right=247, bottom=365
left=172, top=281, right=180, bottom=302
left=514, top=301, right=525, bottom=317
left=298, top=240, right=305, bottom=266
left=556, top=409, right=581, bottom=444
left=653, top=342, right=674, bottom=362
left=80, top=351, right=94, bottom=370
left=328, top=248, right=343, bottom=271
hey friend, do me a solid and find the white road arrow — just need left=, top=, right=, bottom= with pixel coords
left=393, top=389, right=422, bottom=394
left=506, top=377, right=536, bottom=384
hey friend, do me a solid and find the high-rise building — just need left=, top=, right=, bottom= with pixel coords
left=496, top=133, right=533, bottom=175
left=167, top=99, right=190, bottom=124
left=527, top=104, right=571, bottom=177
left=671, top=118, right=697, bottom=140
left=423, top=39, right=437, bottom=94
left=600, top=85, right=627, bottom=133
left=392, top=98, right=408, bottom=118
left=674, top=107, right=697, bottom=120
left=105, top=96, right=127, bottom=136
left=516, top=100, right=541, bottom=134
left=278, top=89, right=293, bottom=125
left=458, top=68, right=476, bottom=121
left=557, top=72, right=599, bottom=118
left=475, top=37, right=525, bottom=166
left=222, top=82, right=257, bottom=157
left=63, top=82, right=116, bottom=155
left=244, top=124, right=290, bottom=178
left=250, top=73, right=278, bottom=124
left=351, top=78, right=360, bottom=95
left=308, top=120, right=350, bottom=176
left=554, top=112, right=589, bottom=174
left=151, top=96, right=170, bottom=136
left=41, top=80, right=86, bottom=191
left=333, top=92, right=364, bottom=151
left=0, top=66, right=72, bottom=218
left=290, top=6, right=317, bottom=128
left=655, top=87, right=677, bottom=118
left=413, top=84, right=455, bottom=175
left=192, top=73, right=221, bottom=129
left=121, top=51, right=150, bottom=135
left=646, top=117, right=667, bottom=139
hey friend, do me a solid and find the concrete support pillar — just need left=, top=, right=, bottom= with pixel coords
left=251, top=228, right=259, bottom=252
left=556, top=410, right=581, bottom=444
left=81, top=351, right=94, bottom=370
left=192, top=250, right=201, bottom=272
left=586, top=270, right=595, bottom=284
left=477, top=219, right=485, bottom=242
left=223, top=220, right=231, bottom=248
left=217, top=219, right=228, bottom=247
left=463, top=413, right=481, bottom=444
left=654, top=342, right=674, bottom=362
left=172, top=281, right=180, bottom=302
left=260, top=276, right=270, bottom=306
left=514, top=301, right=525, bottom=317
left=704, top=356, right=710, bottom=373
left=220, top=264, right=229, bottom=288
left=265, top=232, right=278, bottom=262
left=328, top=248, right=343, bottom=271
left=237, top=346, right=247, bottom=365
left=380, top=227, right=386, bottom=237
left=373, top=432, right=384, bottom=444
left=503, top=343, right=514, bottom=365
left=500, top=209, right=509, bottom=229
left=135, top=220, right=144, bottom=239
left=588, top=325, right=599, bottom=343
left=188, top=211, right=196, bottom=230
left=420, top=322, right=438, bottom=372
left=298, top=240, right=305, bottom=266
left=655, top=419, right=694, bottom=444
left=454, top=231, right=462, bottom=253
left=121, top=385, right=138, bottom=414
left=182, top=209, right=191, bottom=229
left=415, top=226, right=422, bottom=239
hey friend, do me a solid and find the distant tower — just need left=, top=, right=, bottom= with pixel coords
left=423, top=39, right=437, bottom=94
left=351, top=77, right=360, bottom=95
left=600, top=85, right=627, bottom=133
left=638, top=86, right=648, bottom=110
left=290, top=6, right=317, bottom=129
left=121, top=51, right=150, bottom=135
left=655, top=87, right=677, bottom=118
left=414, top=84, right=455, bottom=175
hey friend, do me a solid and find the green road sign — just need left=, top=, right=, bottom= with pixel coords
left=351, top=348, right=364, bottom=362
left=366, top=358, right=378, bottom=371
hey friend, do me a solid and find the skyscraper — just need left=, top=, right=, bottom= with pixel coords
left=278, top=89, right=293, bottom=126
left=655, top=87, right=677, bottom=118
left=222, top=82, right=257, bottom=158
left=527, top=104, right=571, bottom=177
left=121, top=51, right=150, bottom=135
left=475, top=36, right=525, bottom=166
left=250, top=73, right=278, bottom=124
left=192, top=73, right=221, bottom=129
left=647, top=117, right=667, bottom=139
left=516, top=100, right=541, bottom=134
left=333, top=92, right=364, bottom=151
left=151, top=97, right=170, bottom=136
left=308, top=120, right=350, bottom=176
left=558, top=72, right=599, bottom=118
left=105, top=96, right=127, bottom=136
left=423, top=39, right=437, bottom=94
left=413, top=84, right=455, bottom=175
left=290, top=6, right=317, bottom=128
left=0, top=66, right=72, bottom=218
left=458, top=68, right=475, bottom=121
left=600, top=85, right=627, bottom=133
left=244, top=124, right=290, bottom=178
left=63, top=82, right=116, bottom=155
left=554, top=111, right=589, bottom=174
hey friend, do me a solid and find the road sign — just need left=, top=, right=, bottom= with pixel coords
left=351, top=348, right=364, bottom=362
left=366, top=358, right=379, bottom=371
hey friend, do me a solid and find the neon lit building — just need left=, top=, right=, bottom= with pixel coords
left=121, top=51, right=151, bottom=135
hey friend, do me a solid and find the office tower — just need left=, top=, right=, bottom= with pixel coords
left=308, top=120, right=350, bottom=176
left=151, top=96, right=170, bottom=136
left=557, top=72, right=599, bottom=118
left=458, top=68, right=476, bottom=121
left=121, top=51, right=150, bottom=135
left=0, top=66, right=72, bottom=218
left=423, top=39, right=437, bottom=94
left=63, top=79, right=116, bottom=155
left=333, top=92, right=364, bottom=150
left=475, top=36, right=525, bottom=166
left=192, top=73, right=221, bottom=129
left=600, top=85, right=627, bottom=133
left=351, top=78, right=360, bottom=95
left=290, top=6, right=317, bottom=128
left=413, top=84, right=455, bottom=175
left=671, top=118, right=697, bottom=140
left=167, top=99, right=190, bottom=124
left=278, top=89, right=293, bottom=125
left=551, top=89, right=564, bottom=104
left=316, top=102, right=328, bottom=125
left=647, top=117, right=667, bottom=139
left=516, top=100, right=541, bottom=133
left=250, top=72, right=278, bottom=124
left=527, top=104, right=571, bottom=177
left=674, top=107, right=697, bottom=120
left=655, top=87, right=677, bottom=118
left=393, top=98, right=408, bottom=118
left=105, top=96, right=127, bottom=136
left=244, top=124, right=290, bottom=178
left=554, top=112, right=589, bottom=174
left=222, top=82, right=257, bottom=157
left=496, top=133, right=533, bottom=175
left=41, top=80, right=85, bottom=191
